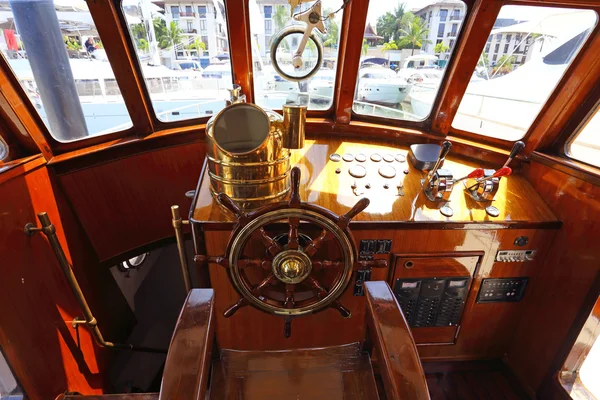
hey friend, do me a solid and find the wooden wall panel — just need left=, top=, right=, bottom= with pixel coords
left=0, top=161, right=132, bottom=398
left=506, top=161, right=600, bottom=395
left=56, top=142, right=205, bottom=261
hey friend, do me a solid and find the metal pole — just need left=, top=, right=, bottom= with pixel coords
left=33, top=212, right=166, bottom=354
left=171, top=205, right=193, bottom=294
left=10, top=0, right=89, bottom=141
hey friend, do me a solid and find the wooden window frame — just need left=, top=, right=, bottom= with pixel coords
left=0, top=0, right=599, bottom=166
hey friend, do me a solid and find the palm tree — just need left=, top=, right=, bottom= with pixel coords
left=382, top=40, right=399, bottom=52
left=434, top=42, right=450, bottom=55
left=376, top=3, right=407, bottom=42
left=165, top=21, right=183, bottom=48
left=187, top=37, right=206, bottom=52
left=398, top=15, right=431, bottom=55
left=322, top=10, right=339, bottom=48
left=272, top=5, right=290, bottom=31
left=492, top=55, right=516, bottom=76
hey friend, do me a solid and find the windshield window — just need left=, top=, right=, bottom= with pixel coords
left=451, top=6, right=598, bottom=141
left=353, top=1, right=466, bottom=121
left=567, top=104, right=600, bottom=168
left=248, top=0, right=343, bottom=111
left=0, top=1, right=133, bottom=142
left=125, top=0, right=232, bottom=122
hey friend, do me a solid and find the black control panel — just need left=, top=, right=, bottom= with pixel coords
left=393, top=277, right=470, bottom=327
left=477, top=278, right=528, bottom=303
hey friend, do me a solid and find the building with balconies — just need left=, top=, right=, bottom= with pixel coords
left=157, top=0, right=229, bottom=59
left=414, top=0, right=466, bottom=60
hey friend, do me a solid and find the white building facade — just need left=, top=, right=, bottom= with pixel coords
left=160, top=0, right=229, bottom=59
left=484, top=29, right=534, bottom=66
left=414, top=0, right=466, bottom=60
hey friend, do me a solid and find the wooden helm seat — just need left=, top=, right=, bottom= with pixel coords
left=57, top=282, right=429, bottom=400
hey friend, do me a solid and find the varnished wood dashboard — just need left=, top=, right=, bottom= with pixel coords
left=190, top=138, right=560, bottom=360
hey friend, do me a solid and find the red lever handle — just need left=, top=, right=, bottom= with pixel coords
left=467, top=168, right=485, bottom=179
left=492, top=166, right=512, bottom=178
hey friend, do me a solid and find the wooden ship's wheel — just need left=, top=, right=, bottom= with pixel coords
left=197, top=167, right=386, bottom=337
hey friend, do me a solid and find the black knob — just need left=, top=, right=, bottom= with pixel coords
left=514, top=236, right=529, bottom=247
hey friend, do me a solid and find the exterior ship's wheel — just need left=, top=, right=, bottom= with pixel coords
left=198, top=167, right=386, bottom=337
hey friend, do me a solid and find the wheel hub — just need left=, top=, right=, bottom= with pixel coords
left=272, top=249, right=312, bottom=284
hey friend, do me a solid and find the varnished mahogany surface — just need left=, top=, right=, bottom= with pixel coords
left=159, top=289, right=214, bottom=400
left=209, top=343, right=379, bottom=400
left=506, top=160, right=600, bottom=396
left=0, top=160, right=133, bottom=398
left=365, top=281, right=430, bottom=400
left=56, top=142, right=204, bottom=261
left=192, top=138, right=558, bottom=227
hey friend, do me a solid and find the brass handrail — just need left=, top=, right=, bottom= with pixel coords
left=171, top=205, right=192, bottom=294
left=25, top=212, right=167, bottom=354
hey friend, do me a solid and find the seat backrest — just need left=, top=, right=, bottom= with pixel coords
left=159, top=289, right=215, bottom=400
left=364, top=281, right=431, bottom=400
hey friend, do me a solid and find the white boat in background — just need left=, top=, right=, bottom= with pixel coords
left=10, top=58, right=230, bottom=131
left=397, top=54, right=441, bottom=82
left=356, top=67, right=411, bottom=107
left=308, top=69, right=336, bottom=104
left=409, top=29, right=587, bottom=139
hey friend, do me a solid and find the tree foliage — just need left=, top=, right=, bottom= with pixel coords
left=434, top=42, right=450, bottom=54
left=375, top=3, right=407, bottom=43
left=397, top=15, right=431, bottom=55
left=492, top=55, right=516, bottom=76
left=362, top=38, right=369, bottom=55
left=273, top=5, right=290, bottom=32
left=382, top=40, right=399, bottom=52
left=322, top=8, right=339, bottom=48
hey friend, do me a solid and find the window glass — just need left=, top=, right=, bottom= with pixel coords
left=0, top=136, right=7, bottom=161
left=452, top=6, right=598, bottom=141
left=567, top=106, right=600, bottom=168
left=249, top=0, right=344, bottom=111
left=125, top=0, right=233, bottom=122
left=0, top=1, right=133, bottom=142
left=0, top=348, right=24, bottom=398
left=353, top=1, right=466, bottom=121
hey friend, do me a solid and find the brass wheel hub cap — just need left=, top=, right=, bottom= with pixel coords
left=272, top=249, right=312, bottom=284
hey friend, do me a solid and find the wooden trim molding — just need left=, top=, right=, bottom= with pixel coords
left=432, top=0, right=503, bottom=135
left=334, top=0, right=369, bottom=124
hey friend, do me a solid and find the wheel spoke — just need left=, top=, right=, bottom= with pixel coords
left=238, top=258, right=272, bottom=270
left=303, top=276, right=329, bottom=298
left=304, top=228, right=332, bottom=258
left=303, top=277, right=351, bottom=318
left=252, top=227, right=282, bottom=257
left=251, top=273, right=278, bottom=297
left=284, top=283, right=296, bottom=309
left=287, top=217, right=300, bottom=250
left=312, top=260, right=343, bottom=270
left=223, top=298, right=248, bottom=318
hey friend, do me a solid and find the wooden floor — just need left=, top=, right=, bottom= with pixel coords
left=422, top=361, right=530, bottom=400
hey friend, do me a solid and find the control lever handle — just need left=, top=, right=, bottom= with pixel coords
left=502, top=141, right=525, bottom=169
left=423, top=141, right=452, bottom=190
left=456, top=168, right=484, bottom=183
left=467, top=167, right=512, bottom=190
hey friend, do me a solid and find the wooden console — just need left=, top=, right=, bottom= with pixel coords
left=190, top=138, right=560, bottom=360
